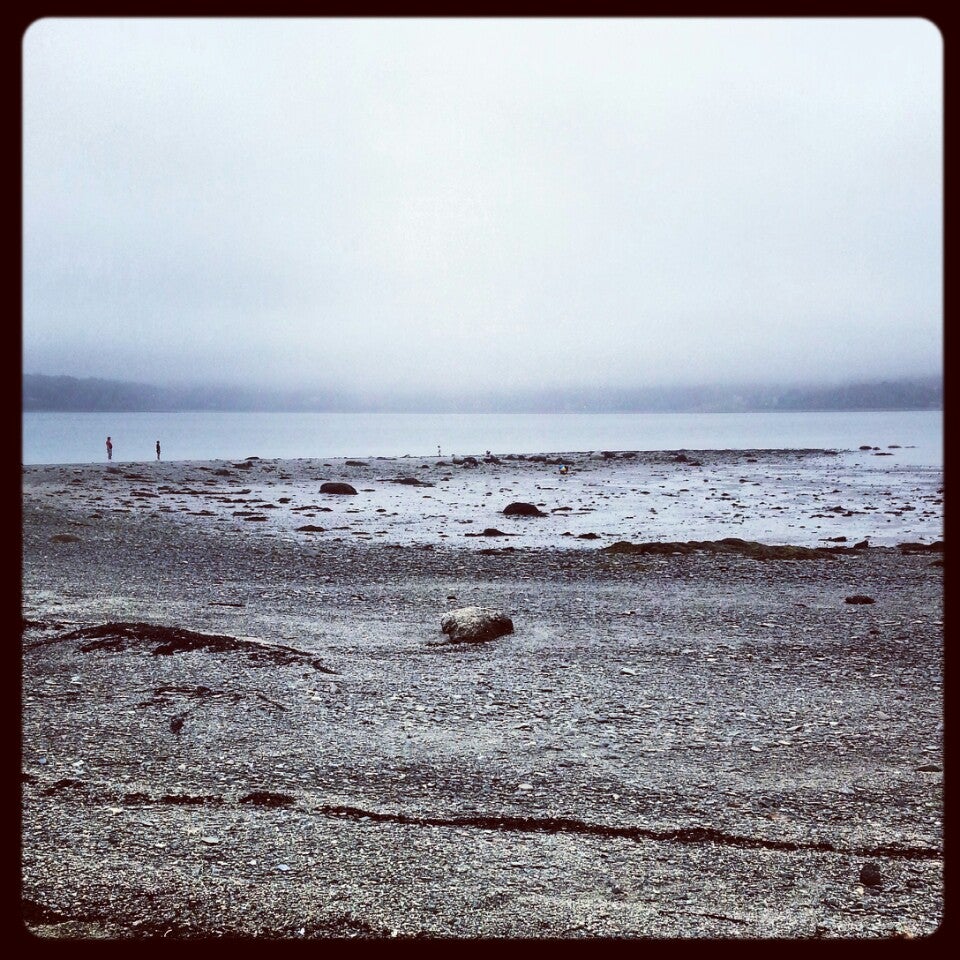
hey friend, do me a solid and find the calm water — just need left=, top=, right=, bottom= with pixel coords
left=21, top=409, right=943, bottom=468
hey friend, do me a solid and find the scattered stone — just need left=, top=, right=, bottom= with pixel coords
left=344, top=460, right=368, bottom=466
left=503, top=502, right=546, bottom=517
left=50, top=534, right=81, bottom=543
left=859, top=862, right=883, bottom=887
left=845, top=595, right=876, bottom=605
left=439, top=606, right=514, bottom=644
left=320, top=482, right=358, bottom=495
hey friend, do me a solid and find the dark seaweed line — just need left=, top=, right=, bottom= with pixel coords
left=23, top=620, right=337, bottom=673
left=23, top=774, right=943, bottom=860
left=316, top=804, right=941, bottom=862
left=26, top=777, right=941, bottom=862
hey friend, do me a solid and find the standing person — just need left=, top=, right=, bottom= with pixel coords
left=105, top=436, right=113, bottom=461
left=156, top=440, right=161, bottom=461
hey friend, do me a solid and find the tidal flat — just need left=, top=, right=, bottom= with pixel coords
left=21, top=450, right=943, bottom=938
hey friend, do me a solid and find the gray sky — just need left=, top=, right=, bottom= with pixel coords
left=23, top=17, right=942, bottom=397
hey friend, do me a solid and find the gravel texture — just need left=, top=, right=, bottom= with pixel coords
left=21, top=452, right=943, bottom=939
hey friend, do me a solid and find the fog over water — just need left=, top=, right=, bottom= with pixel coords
left=23, top=18, right=942, bottom=401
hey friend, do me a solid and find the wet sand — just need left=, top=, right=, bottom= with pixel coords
left=21, top=451, right=944, bottom=939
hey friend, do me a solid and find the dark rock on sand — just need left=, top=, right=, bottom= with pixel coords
left=390, top=477, right=434, bottom=487
left=503, top=502, right=546, bottom=517
left=344, top=460, right=368, bottom=467
left=860, top=862, right=884, bottom=887
left=845, top=595, right=876, bottom=605
left=320, top=482, right=358, bottom=495
left=440, top=606, right=514, bottom=644
left=465, top=528, right=516, bottom=538
left=50, top=534, right=82, bottom=543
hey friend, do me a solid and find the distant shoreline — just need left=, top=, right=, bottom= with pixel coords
left=22, top=373, right=943, bottom=415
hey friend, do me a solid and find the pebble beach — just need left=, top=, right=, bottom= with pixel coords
left=21, top=448, right=944, bottom=938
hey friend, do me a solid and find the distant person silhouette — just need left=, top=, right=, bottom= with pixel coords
left=105, top=436, right=113, bottom=461
left=156, top=440, right=161, bottom=461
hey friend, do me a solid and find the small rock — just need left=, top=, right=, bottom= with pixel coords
left=440, top=606, right=514, bottom=644
left=845, top=595, right=876, bottom=605
left=320, top=482, right=357, bottom=495
left=859, top=862, right=883, bottom=887
left=502, top=502, right=546, bottom=517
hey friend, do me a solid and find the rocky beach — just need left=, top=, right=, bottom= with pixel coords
left=21, top=448, right=944, bottom=939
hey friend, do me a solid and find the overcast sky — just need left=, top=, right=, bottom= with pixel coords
left=23, top=17, right=942, bottom=398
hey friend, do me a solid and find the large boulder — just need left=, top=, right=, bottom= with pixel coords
left=503, top=501, right=546, bottom=517
left=320, top=482, right=357, bottom=495
left=440, top=606, right=514, bottom=644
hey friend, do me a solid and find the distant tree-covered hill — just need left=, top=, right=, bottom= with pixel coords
left=22, top=373, right=942, bottom=413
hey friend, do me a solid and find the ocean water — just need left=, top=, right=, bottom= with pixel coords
left=21, top=409, right=943, bottom=468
